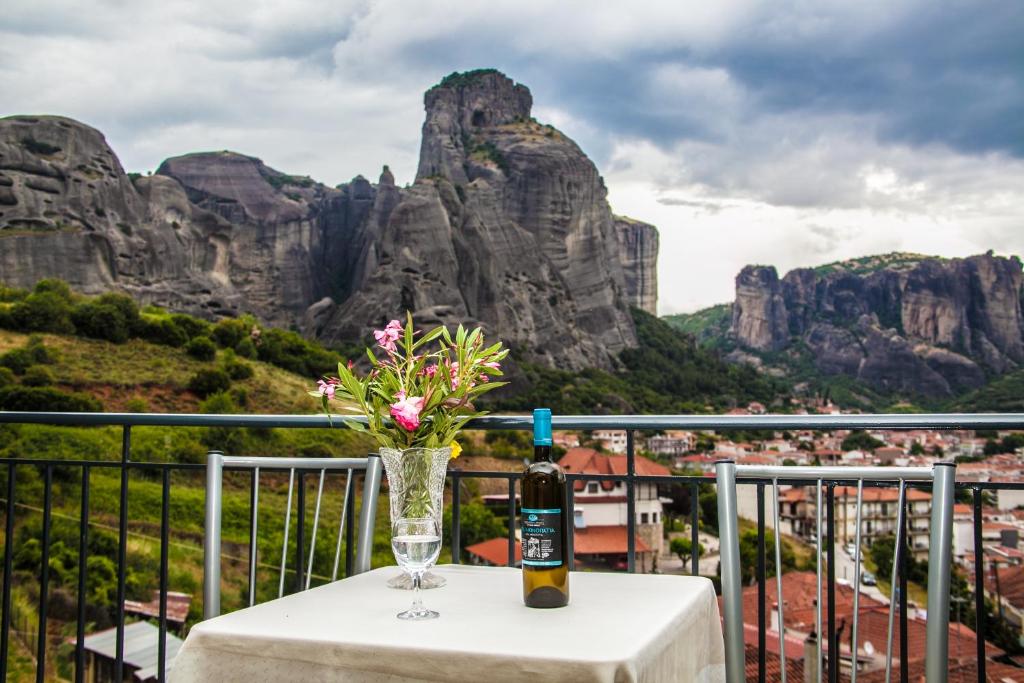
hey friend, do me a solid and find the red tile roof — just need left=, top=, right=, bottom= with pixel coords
left=123, top=591, right=191, bottom=624
left=573, top=525, right=651, bottom=555
left=833, top=486, right=931, bottom=502
left=465, top=538, right=521, bottom=567
left=558, top=448, right=670, bottom=492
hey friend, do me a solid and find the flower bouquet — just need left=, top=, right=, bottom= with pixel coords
left=311, top=314, right=508, bottom=587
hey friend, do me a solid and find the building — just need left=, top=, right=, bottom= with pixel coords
left=646, top=430, right=695, bottom=456
left=774, top=486, right=932, bottom=559
left=592, top=430, right=628, bottom=453
left=558, top=447, right=670, bottom=570
left=78, top=621, right=183, bottom=682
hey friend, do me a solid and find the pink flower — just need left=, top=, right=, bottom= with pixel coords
left=317, top=379, right=337, bottom=400
left=373, top=319, right=403, bottom=353
left=390, top=394, right=425, bottom=431
left=483, top=361, right=501, bottom=371
left=420, top=364, right=438, bottom=378
left=347, top=359, right=355, bottom=370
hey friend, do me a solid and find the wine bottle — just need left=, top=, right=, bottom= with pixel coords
left=521, top=408, right=569, bottom=608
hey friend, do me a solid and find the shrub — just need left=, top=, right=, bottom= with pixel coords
left=25, top=335, right=55, bottom=364
left=0, top=307, right=12, bottom=329
left=0, top=386, right=102, bottom=412
left=0, top=285, right=28, bottom=302
left=220, top=350, right=254, bottom=380
left=234, top=337, right=257, bottom=359
left=212, top=318, right=249, bottom=348
left=124, top=398, right=149, bottom=413
left=0, top=348, right=33, bottom=374
left=33, top=278, right=73, bottom=301
left=137, top=317, right=188, bottom=347
left=187, top=368, right=231, bottom=398
left=71, top=302, right=129, bottom=343
left=185, top=336, right=217, bottom=361
left=257, top=327, right=340, bottom=377
left=95, top=292, right=141, bottom=333
left=171, top=314, right=212, bottom=341
left=0, top=367, right=14, bottom=387
left=22, top=365, right=55, bottom=387
left=9, top=291, right=74, bottom=333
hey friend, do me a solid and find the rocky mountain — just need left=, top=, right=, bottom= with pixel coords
left=723, top=252, right=1024, bottom=398
left=0, top=70, right=658, bottom=371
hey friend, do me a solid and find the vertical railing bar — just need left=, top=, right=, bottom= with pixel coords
left=973, top=488, right=986, bottom=683
left=690, top=482, right=699, bottom=577
left=0, top=463, right=14, bottom=682
left=278, top=469, right=295, bottom=598
left=772, top=478, right=787, bottom=683
left=115, top=425, right=131, bottom=679
left=507, top=477, right=516, bottom=567
left=35, top=464, right=53, bottom=683
left=296, top=471, right=305, bottom=592
left=924, top=463, right=954, bottom=683
left=716, top=460, right=745, bottom=683
left=305, top=469, right=325, bottom=590
left=899, top=492, right=909, bottom=683
left=451, top=472, right=461, bottom=564
left=344, top=475, right=355, bottom=577
left=884, top=481, right=907, bottom=683
left=248, top=467, right=259, bottom=606
left=332, top=470, right=353, bottom=582
left=158, top=468, right=170, bottom=683
left=816, top=479, right=823, bottom=683
left=566, top=478, right=575, bottom=571
left=75, top=466, right=89, bottom=683
left=827, top=484, right=837, bottom=683
left=757, top=483, right=766, bottom=683
left=851, top=480, right=864, bottom=683
left=626, top=430, right=636, bottom=573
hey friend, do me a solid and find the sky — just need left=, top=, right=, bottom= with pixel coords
left=2, top=0, right=1022, bottom=315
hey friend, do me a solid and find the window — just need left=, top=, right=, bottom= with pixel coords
left=587, top=483, right=598, bottom=494
left=640, top=513, right=649, bottom=524
left=652, top=512, right=658, bottom=523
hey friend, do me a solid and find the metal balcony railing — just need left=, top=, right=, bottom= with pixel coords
left=0, top=411, right=1022, bottom=683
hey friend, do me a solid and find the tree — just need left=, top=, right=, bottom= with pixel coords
left=670, top=537, right=705, bottom=565
left=738, top=528, right=796, bottom=583
left=910, top=442, right=926, bottom=456
left=442, top=501, right=507, bottom=561
left=841, top=430, right=885, bottom=452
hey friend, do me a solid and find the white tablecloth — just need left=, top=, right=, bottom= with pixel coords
left=171, top=564, right=725, bottom=683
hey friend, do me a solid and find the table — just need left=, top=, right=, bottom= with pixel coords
left=170, top=564, right=725, bottom=683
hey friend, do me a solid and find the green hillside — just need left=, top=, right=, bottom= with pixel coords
left=662, top=303, right=732, bottom=346
left=813, top=251, right=938, bottom=276
left=949, top=369, right=1024, bottom=412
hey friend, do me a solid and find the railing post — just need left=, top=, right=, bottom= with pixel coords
left=354, top=455, right=382, bottom=574
left=925, top=462, right=955, bottom=683
left=204, top=450, right=224, bottom=619
left=626, top=430, right=636, bottom=573
left=716, top=460, right=745, bottom=683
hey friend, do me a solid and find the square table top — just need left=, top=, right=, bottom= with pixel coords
left=171, top=564, right=725, bottom=683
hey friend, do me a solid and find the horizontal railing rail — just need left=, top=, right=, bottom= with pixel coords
left=0, top=411, right=1022, bottom=683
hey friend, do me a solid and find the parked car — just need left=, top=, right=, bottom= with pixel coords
left=845, top=543, right=857, bottom=556
left=861, top=571, right=877, bottom=586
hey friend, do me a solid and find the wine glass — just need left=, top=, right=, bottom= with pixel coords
left=391, top=517, right=442, bottom=620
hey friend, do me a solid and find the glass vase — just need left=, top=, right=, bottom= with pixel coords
left=379, top=446, right=450, bottom=589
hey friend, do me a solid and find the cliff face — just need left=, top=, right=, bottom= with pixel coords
left=316, top=70, right=650, bottom=369
left=0, top=71, right=659, bottom=371
left=729, top=253, right=1024, bottom=396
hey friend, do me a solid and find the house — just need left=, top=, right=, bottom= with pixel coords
left=558, top=447, right=670, bottom=570
left=77, top=620, right=183, bottom=683
left=592, top=429, right=627, bottom=453
left=123, top=591, right=191, bottom=634
left=466, top=537, right=522, bottom=567
left=646, top=430, right=695, bottom=456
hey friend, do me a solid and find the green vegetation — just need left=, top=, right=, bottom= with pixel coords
left=813, top=252, right=937, bottom=276
left=438, top=68, right=501, bottom=89
left=669, top=536, right=705, bottom=565
left=949, top=369, right=1024, bottom=412
left=662, top=303, right=732, bottom=346
left=840, top=430, right=885, bottom=452
left=494, top=309, right=786, bottom=414
left=468, top=140, right=509, bottom=172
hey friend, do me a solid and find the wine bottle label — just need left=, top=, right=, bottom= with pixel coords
left=521, top=508, right=563, bottom=566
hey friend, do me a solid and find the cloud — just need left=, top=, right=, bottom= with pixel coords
left=0, top=0, right=1020, bottom=314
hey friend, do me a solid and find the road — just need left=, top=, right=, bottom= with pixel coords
left=832, top=545, right=888, bottom=604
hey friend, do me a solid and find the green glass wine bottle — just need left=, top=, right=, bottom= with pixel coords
left=521, top=408, right=569, bottom=608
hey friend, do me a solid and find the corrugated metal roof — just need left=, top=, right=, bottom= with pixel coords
left=81, top=621, right=183, bottom=680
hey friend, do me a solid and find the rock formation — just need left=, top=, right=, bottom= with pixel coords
left=728, top=252, right=1024, bottom=396
left=0, top=70, right=659, bottom=372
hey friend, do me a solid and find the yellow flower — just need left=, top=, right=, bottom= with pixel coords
left=450, top=441, right=462, bottom=459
